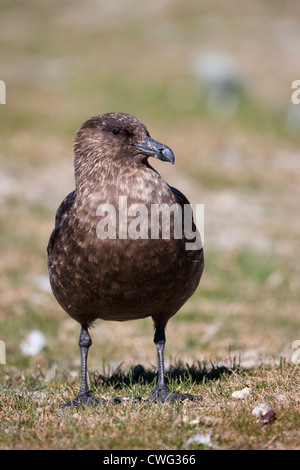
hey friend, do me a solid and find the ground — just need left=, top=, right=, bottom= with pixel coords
left=0, top=0, right=299, bottom=450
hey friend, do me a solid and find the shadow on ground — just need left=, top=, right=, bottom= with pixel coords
left=92, top=360, right=237, bottom=389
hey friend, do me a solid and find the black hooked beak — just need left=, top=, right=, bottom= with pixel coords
left=133, top=136, right=175, bottom=164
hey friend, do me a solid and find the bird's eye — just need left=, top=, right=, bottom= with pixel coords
left=112, top=129, right=120, bottom=136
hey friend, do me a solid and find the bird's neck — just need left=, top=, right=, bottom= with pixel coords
left=74, top=154, right=164, bottom=201
left=74, top=153, right=118, bottom=191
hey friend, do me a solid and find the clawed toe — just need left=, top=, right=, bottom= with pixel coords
left=61, top=391, right=123, bottom=408
left=151, top=392, right=202, bottom=404
left=61, top=391, right=104, bottom=408
left=164, top=392, right=202, bottom=403
left=150, top=384, right=202, bottom=404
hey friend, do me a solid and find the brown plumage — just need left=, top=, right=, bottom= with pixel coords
left=48, top=113, right=204, bottom=405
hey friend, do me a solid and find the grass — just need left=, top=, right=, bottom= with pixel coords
left=0, top=360, right=299, bottom=450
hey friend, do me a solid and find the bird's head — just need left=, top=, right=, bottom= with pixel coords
left=73, top=113, right=175, bottom=184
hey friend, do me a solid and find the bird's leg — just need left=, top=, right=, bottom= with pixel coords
left=76, top=324, right=98, bottom=403
left=150, top=326, right=170, bottom=402
left=61, top=324, right=105, bottom=407
left=150, top=325, right=202, bottom=404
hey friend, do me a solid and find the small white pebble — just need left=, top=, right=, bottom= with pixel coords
left=20, top=330, right=46, bottom=356
left=186, top=431, right=212, bottom=448
left=189, top=419, right=200, bottom=425
left=252, top=403, right=272, bottom=418
left=231, top=387, right=252, bottom=399
left=69, top=370, right=78, bottom=379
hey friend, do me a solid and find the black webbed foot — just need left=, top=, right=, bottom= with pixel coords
left=150, top=384, right=202, bottom=404
left=61, top=390, right=104, bottom=408
left=61, top=390, right=123, bottom=408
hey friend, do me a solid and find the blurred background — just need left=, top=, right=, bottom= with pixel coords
left=1, top=0, right=300, bottom=376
